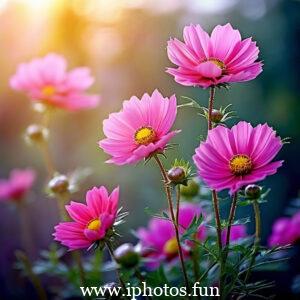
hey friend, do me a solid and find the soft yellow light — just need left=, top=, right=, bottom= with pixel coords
left=0, top=0, right=8, bottom=13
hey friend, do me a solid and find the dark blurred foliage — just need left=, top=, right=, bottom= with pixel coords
left=0, top=0, right=299, bottom=299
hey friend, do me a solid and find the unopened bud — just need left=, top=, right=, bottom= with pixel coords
left=114, top=243, right=140, bottom=268
left=32, top=102, right=48, bottom=113
left=245, top=184, right=262, bottom=200
left=211, top=109, right=223, bottom=123
left=167, top=167, right=186, bottom=184
left=180, top=179, right=199, bottom=198
left=48, top=175, right=69, bottom=194
left=25, top=124, right=48, bottom=144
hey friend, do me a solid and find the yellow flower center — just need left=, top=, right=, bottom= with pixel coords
left=134, top=126, right=156, bottom=145
left=41, top=85, right=56, bottom=97
left=163, top=237, right=179, bottom=255
left=201, top=58, right=226, bottom=70
left=229, top=154, right=253, bottom=176
left=209, top=58, right=226, bottom=70
left=87, top=219, right=101, bottom=231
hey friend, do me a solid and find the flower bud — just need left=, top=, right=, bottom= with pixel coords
left=167, top=167, right=186, bottom=184
left=180, top=179, right=199, bottom=198
left=32, top=102, right=48, bottom=113
left=25, top=124, right=48, bottom=144
left=211, top=109, right=223, bottom=123
left=114, top=243, right=140, bottom=268
left=48, top=175, right=69, bottom=194
left=245, top=184, right=262, bottom=200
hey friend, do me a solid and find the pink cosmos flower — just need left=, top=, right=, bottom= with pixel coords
left=0, top=169, right=36, bottom=201
left=10, top=53, right=100, bottom=111
left=137, top=203, right=205, bottom=269
left=167, top=23, right=262, bottom=88
left=221, top=224, right=248, bottom=245
left=268, top=212, right=300, bottom=246
left=99, top=89, right=179, bottom=165
left=193, top=121, right=283, bottom=194
left=53, top=186, right=119, bottom=251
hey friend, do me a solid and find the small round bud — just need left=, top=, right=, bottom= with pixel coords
left=32, top=102, right=48, bottom=113
left=167, top=167, right=186, bottom=184
left=245, top=184, right=262, bottom=200
left=114, top=243, right=140, bottom=268
left=25, top=124, right=48, bottom=144
left=48, top=175, right=69, bottom=194
left=211, top=109, right=224, bottom=123
left=180, top=179, right=199, bottom=198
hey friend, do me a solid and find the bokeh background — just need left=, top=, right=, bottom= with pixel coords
left=0, top=0, right=299, bottom=299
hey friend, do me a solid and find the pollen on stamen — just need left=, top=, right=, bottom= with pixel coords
left=134, top=126, right=157, bottom=145
left=87, top=219, right=101, bottom=231
left=163, top=237, right=179, bottom=256
left=42, top=85, right=56, bottom=97
left=209, top=58, right=226, bottom=70
left=229, top=154, right=253, bottom=176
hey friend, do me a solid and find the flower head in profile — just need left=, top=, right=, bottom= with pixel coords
left=10, top=53, right=100, bottom=111
left=193, top=121, right=283, bottom=194
left=221, top=224, right=248, bottom=245
left=53, top=186, right=119, bottom=251
left=99, top=90, right=179, bottom=165
left=0, top=169, right=36, bottom=201
left=137, top=203, right=205, bottom=269
left=167, top=23, right=262, bottom=88
left=268, top=212, right=300, bottom=247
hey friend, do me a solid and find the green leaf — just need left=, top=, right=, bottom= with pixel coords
left=178, top=96, right=201, bottom=109
left=180, top=214, right=203, bottom=242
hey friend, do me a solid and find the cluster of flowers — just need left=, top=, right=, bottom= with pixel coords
left=0, top=23, right=292, bottom=297
left=54, top=24, right=282, bottom=258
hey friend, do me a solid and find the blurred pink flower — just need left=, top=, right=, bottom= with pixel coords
left=99, top=89, right=179, bottom=165
left=137, top=203, right=205, bottom=269
left=53, top=186, right=119, bottom=251
left=221, top=224, right=248, bottom=245
left=167, top=23, right=262, bottom=88
left=193, top=121, right=283, bottom=194
left=10, top=53, right=100, bottom=111
left=268, top=212, right=300, bottom=246
left=0, top=169, right=36, bottom=201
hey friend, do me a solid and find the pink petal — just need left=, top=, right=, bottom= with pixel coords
left=66, top=201, right=92, bottom=224
left=195, top=61, right=222, bottom=78
left=183, top=24, right=211, bottom=59
left=210, top=23, right=241, bottom=61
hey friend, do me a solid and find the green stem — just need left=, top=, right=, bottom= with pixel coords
left=207, top=88, right=222, bottom=251
left=40, top=110, right=55, bottom=177
left=17, top=201, right=34, bottom=256
left=153, top=154, right=191, bottom=300
left=208, top=86, right=216, bottom=130
left=220, top=192, right=238, bottom=299
left=15, top=250, right=48, bottom=300
left=225, top=193, right=238, bottom=249
left=73, top=250, right=86, bottom=287
left=212, top=190, right=223, bottom=255
left=207, top=86, right=223, bottom=298
left=40, top=142, right=55, bottom=177
left=253, top=200, right=261, bottom=244
left=176, top=185, right=180, bottom=227
left=197, top=261, right=217, bottom=283
left=105, top=241, right=128, bottom=298
left=192, top=245, right=201, bottom=282
left=244, top=199, right=261, bottom=282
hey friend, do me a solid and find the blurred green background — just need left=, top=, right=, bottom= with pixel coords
left=0, top=0, right=299, bottom=298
